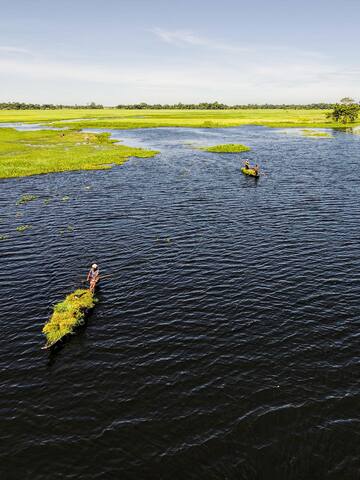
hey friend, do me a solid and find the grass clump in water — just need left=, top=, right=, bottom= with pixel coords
left=16, top=224, right=31, bottom=232
left=301, top=130, right=333, bottom=138
left=301, top=129, right=333, bottom=138
left=0, top=128, right=159, bottom=178
left=60, top=225, right=74, bottom=235
left=16, top=194, right=38, bottom=205
left=0, top=235, right=8, bottom=240
left=42, top=289, right=96, bottom=347
left=200, top=143, right=251, bottom=153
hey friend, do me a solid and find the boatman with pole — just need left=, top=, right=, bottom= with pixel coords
left=87, top=263, right=100, bottom=293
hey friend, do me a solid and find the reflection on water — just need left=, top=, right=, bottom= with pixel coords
left=1, top=126, right=360, bottom=479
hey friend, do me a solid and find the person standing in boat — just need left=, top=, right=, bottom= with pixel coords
left=244, top=160, right=250, bottom=170
left=87, top=263, right=99, bottom=293
left=253, top=164, right=260, bottom=175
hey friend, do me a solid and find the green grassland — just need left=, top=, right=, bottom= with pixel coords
left=1, top=108, right=360, bottom=129
left=200, top=143, right=251, bottom=153
left=0, top=128, right=158, bottom=178
left=1, top=108, right=358, bottom=179
left=301, top=129, right=333, bottom=138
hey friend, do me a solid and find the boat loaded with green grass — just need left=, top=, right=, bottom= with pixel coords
left=42, top=288, right=96, bottom=349
left=241, top=167, right=259, bottom=178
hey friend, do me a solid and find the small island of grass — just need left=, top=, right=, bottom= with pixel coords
left=16, top=194, right=38, bottom=205
left=301, top=129, right=333, bottom=138
left=16, top=225, right=31, bottom=232
left=199, top=143, right=251, bottom=153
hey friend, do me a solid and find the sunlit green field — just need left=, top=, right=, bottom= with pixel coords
left=1, top=108, right=359, bottom=129
left=0, top=128, right=158, bottom=179
left=1, top=108, right=358, bottom=179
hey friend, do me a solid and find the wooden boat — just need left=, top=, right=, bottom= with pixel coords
left=241, top=167, right=259, bottom=178
left=42, top=288, right=97, bottom=349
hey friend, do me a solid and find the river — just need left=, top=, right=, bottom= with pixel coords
left=1, top=126, right=359, bottom=479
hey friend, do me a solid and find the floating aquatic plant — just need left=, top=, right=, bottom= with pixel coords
left=199, top=143, right=251, bottom=153
left=301, top=129, right=333, bottom=138
left=60, top=225, right=74, bottom=235
left=16, top=194, right=38, bottom=205
left=42, top=289, right=96, bottom=348
left=16, top=224, right=31, bottom=232
left=62, top=196, right=70, bottom=202
left=0, top=235, right=8, bottom=241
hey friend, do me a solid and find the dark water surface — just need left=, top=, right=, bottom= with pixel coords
left=1, top=127, right=360, bottom=479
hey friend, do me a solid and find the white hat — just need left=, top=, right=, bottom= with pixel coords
left=92, top=263, right=98, bottom=269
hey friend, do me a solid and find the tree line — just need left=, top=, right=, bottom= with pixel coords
left=0, top=101, right=337, bottom=110
left=0, top=102, right=104, bottom=110
left=1, top=100, right=358, bottom=123
left=115, top=102, right=336, bottom=110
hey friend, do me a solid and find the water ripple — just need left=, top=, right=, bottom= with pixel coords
left=1, top=127, right=360, bottom=479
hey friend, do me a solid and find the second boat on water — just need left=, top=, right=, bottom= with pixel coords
left=241, top=166, right=259, bottom=178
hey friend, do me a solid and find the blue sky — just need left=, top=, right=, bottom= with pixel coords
left=1, top=0, right=359, bottom=104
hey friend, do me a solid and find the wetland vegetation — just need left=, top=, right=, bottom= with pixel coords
left=1, top=108, right=360, bottom=131
left=0, top=127, right=158, bottom=178
left=200, top=143, right=251, bottom=153
left=16, top=194, right=38, bottom=205
left=301, top=130, right=333, bottom=138
left=0, top=106, right=359, bottom=179
left=16, top=225, right=31, bottom=232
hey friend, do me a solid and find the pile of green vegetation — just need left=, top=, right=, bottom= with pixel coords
left=0, top=128, right=158, bottom=178
left=42, top=289, right=96, bottom=348
left=200, top=143, right=251, bottom=153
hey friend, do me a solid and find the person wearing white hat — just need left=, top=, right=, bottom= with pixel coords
left=87, top=263, right=99, bottom=293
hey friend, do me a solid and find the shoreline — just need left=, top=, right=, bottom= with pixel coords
left=0, top=127, right=159, bottom=179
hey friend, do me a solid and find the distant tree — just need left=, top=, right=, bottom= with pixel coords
left=327, top=98, right=360, bottom=124
left=340, top=97, right=355, bottom=104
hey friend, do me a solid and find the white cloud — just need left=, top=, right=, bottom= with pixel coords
left=0, top=46, right=33, bottom=55
left=0, top=46, right=359, bottom=103
left=151, top=28, right=249, bottom=53
left=150, top=28, right=331, bottom=61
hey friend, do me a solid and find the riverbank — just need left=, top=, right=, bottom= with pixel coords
left=1, top=108, right=359, bottom=130
left=0, top=128, right=158, bottom=178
